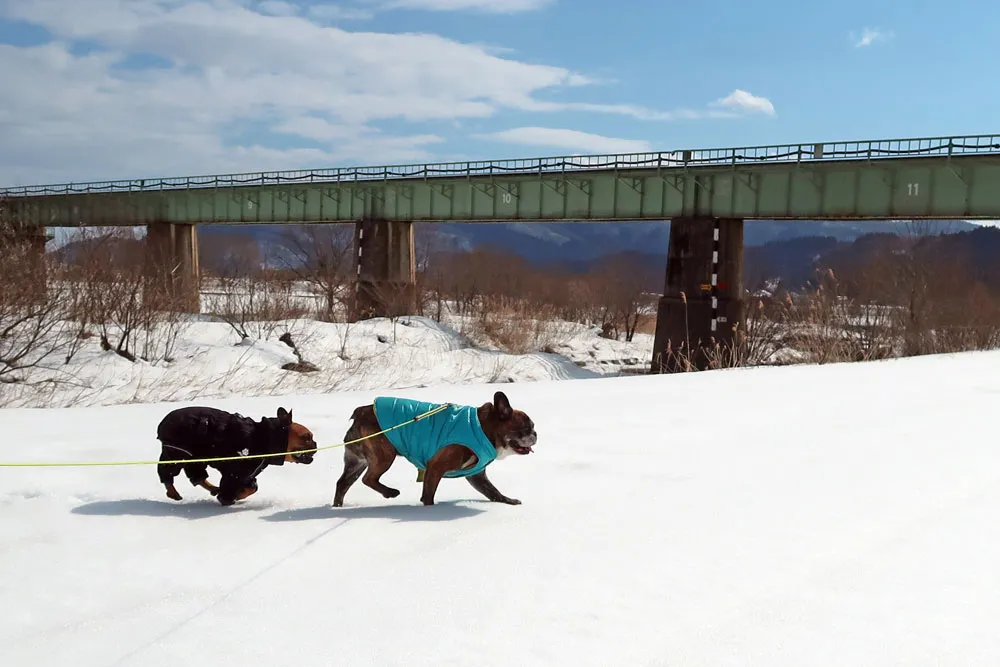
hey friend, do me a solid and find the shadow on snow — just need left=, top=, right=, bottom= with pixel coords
left=69, top=497, right=488, bottom=522
left=70, top=497, right=268, bottom=520
left=260, top=501, right=487, bottom=523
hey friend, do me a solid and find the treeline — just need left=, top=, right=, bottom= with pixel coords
left=731, top=232, right=1000, bottom=368
left=5, top=200, right=1000, bottom=395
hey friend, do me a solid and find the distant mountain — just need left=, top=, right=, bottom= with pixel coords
left=745, top=226, right=1000, bottom=293
left=53, top=222, right=1000, bottom=300
left=199, top=219, right=978, bottom=268
left=558, top=225, right=1000, bottom=296
left=423, top=219, right=977, bottom=264
left=743, top=236, right=842, bottom=291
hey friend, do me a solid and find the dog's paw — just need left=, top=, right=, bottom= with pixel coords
left=165, top=488, right=183, bottom=502
left=501, top=497, right=521, bottom=506
left=381, top=488, right=400, bottom=499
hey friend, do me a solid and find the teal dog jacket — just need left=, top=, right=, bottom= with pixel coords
left=373, top=397, right=497, bottom=477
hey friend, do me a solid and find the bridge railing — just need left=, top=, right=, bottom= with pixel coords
left=3, top=133, right=1000, bottom=196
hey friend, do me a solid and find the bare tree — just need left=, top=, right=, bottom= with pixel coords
left=850, top=237, right=1000, bottom=357
left=0, top=197, right=71, bottom=386
left=587, top=254, right=657, bottom=342
left=414, top=227, right=452, bottom=321
left=54, top=227, right=190, bottom=363
left=274, top=225, right=354, bottom=322
left=355, top=278, right=418, bottom=342
left=202, top=237, right=305, bottom=341
left=737, top=293, right=792, bottom=366
left=419, top=250, right=448, bottom=322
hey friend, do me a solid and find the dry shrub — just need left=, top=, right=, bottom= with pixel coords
left=415, top=227, right=1000, bottom=371
left=354, top=279, right=418, bottom=343
left=56, top=227, right=191, bottom=363
left=273, top=225, right=354, bottom=322
left=466, top=297, right=575, bottom=355
left=213, top=269, right=307, bottom=341
left=648, top=285, right=792, bottom=373
left=421, top=246, right=585, bottom=354
left=719, top=268, right=897, bottom=367
left=0, top=197, right=71, bottom=385
left=418, top=244, right=657, bottom=355
left=850, top=237, right=1000, bottom=358
left=201, top=236, right=307, bottom=341
left=739, top=294, right=792, bottom=365
left=781, top=269, right=881, bottom=364
left=736, top=244, right=1000, bottom=369
left=651, top=269, right=892, bottom=372
left=585, top=254, right=656, bottom=342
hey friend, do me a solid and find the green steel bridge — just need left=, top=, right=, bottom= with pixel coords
left=4, top=133, right=1000, bottom=226
left=5, top=132, right=1000, bottom=373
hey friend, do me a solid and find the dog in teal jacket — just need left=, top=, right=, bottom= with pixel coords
left=333, top=391, right=537, bottom=507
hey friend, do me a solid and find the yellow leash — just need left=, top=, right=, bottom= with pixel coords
left=0, top=403, right=452, bottom=468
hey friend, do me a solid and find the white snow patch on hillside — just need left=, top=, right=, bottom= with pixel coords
left=3, top=351, right=1000, bottom=665
left=4, top=315, right=653, bottom=409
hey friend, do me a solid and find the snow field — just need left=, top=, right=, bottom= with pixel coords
left=5, top=314, right=653, bottom=409
left=1, top=352, right=1000, bottom=665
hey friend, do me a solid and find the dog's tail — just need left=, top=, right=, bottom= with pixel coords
left=344, top=420, right=357, bottom=443
left=343, top=405, right=374, bottom=447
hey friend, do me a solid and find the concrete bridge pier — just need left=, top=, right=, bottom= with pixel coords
left=25, top=230, right=49, bottom=295
left=5, top=227, right=51, bottom=297
left=352, top=218, right=417, bottom=321
left=144, top=222, right=200, bottom=313
left=650, top=217, right=745, bottom=372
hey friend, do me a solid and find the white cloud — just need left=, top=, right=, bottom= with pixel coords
left=710, top=89, right=776, bottom=117
left=382, top=0, right=552, bottom=12
left=307, top=3, right=375, bottom=21
left=308, top=0, right=550, bottom=18
left=854, top=27, right=890, bottom=48
left=475, top=127, right=651, bottom=154
left=528, top=100, right=727, bottom=121
left=0, top=0, right=593, bottom=183
left=272, top=116, right=445, bottom=156
left=0, top=1, right=774, bottom=186
left=530, top=89, right=775, bottom=121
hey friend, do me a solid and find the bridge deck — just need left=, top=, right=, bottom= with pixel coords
left=4, top=134, right=1000, bottom=226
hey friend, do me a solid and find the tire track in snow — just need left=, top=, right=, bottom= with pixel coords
left=108, top=517, right=351, bottom=667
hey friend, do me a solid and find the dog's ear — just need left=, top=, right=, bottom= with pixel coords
left=493, top=391, right=513, bottom=420
left=277, top=407, right=292, bottom=425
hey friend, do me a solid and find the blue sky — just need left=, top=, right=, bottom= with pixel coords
left=0, top=0, right=997, bottom=185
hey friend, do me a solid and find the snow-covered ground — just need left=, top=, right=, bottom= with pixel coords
left=4, top=314, right=653, bottom=409
left=3, top=351, right=1000, bottom=665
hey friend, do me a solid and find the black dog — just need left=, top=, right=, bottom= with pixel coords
left=155, top=406, right=317, bottom=506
